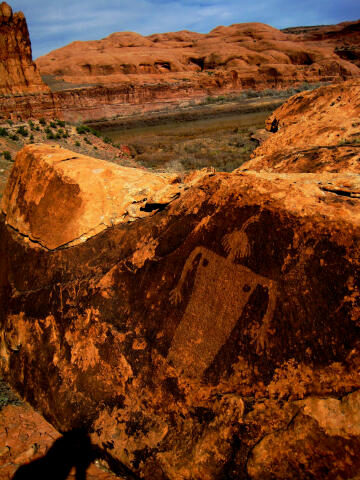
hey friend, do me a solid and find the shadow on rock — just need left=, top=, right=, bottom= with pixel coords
left=12, top=429, right=94, bottom=480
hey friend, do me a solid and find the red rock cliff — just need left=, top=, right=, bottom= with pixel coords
left=0, top=2, right=49, bottom=95
left=36, top=21, right=360, bottom=91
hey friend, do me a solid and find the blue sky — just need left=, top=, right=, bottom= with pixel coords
left=8, top=0, right=360, bottom=59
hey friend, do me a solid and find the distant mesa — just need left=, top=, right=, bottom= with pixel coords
left=36, top=19, right=360, bottom=90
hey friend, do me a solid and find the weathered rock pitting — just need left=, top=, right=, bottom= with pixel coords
left=1, top=142, right=360, bottom=479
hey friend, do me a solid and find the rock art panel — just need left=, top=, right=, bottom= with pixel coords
left=1, top=145, right=360, bottom=479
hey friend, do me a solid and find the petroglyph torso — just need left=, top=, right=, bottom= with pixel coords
left=168, top=241, right=277, bottom=378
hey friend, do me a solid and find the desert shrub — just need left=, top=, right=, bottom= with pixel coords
left=75, top=140, right=80, bottom=146
left=6, top=119, right=13, bottom=126
left=50, top=121, right=57, bottom=129
left=28, top=120, right=34, bottom=129
left=29, top=134, right=34, bottom=141
left=84, top=137, right=91, bottom=145
left=0, top=127, right=8, bottom=136
left=56, top=119, right=66, bottom=127
left=76, top=125, right=91, bottom=134
left=39, top=118, right=46, bottom=125
left=46, top=131, right=55, bottom=139
left=62, top=131, right=69, bottom=138
left=90, top=128, right=100, bottom=137
left=16, top=126, right=28, bottom=137
left=3, top=151, right=11, bottom=161
left=10, top=134, right=19, bottom=141
left=103, top=137, right=112, bottom=144
left=242, top=89, right=259, bottom=98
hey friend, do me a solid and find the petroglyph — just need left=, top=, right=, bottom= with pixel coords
left=168, top=216, right=277, bottom=378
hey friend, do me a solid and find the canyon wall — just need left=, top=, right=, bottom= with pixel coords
left=0, top=4, right=359, bottom=122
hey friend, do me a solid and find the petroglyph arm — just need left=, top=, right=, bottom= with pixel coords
left=254, top=279, right=277, bottom=354
left=169, top=246, right=205, bottom=305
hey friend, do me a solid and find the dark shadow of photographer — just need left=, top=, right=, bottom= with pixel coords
left=12, top=428, right=94, bottom=480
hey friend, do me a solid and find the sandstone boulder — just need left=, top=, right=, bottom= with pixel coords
left=1, top=144, right=191, bottom=249
left=1, top=144, right=360, bottom=479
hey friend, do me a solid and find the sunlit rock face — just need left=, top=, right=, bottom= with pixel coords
left=36, top=21, right=360, bottom=90
left=0, top=2, right=49, bottom=95
left=240, top=80, right=360, bottom=173
left=0, top=133, right=360, bottom=478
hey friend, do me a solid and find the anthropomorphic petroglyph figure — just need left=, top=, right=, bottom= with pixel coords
left=168, top=215, right=277, bottom=378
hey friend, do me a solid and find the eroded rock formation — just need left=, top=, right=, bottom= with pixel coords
left=283, top=20, right=360, bottom=68
left=1, top=139, right=360, bottom=478
left=1, top=3, right=359, bottom=122
left=241, top=79, right=360, bottom=172
left=0, top=2, right=49, bottom=95
left=36, top=21, right=360, bottom=90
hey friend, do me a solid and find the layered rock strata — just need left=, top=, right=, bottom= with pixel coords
left=283, top=20, right=360, bottom=68
left=1, top=3, right=360, bottom=122
left=1, top=142, right=360, bottom=479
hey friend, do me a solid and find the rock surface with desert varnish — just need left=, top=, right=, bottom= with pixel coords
left=1, top=136, right=360, bottom=478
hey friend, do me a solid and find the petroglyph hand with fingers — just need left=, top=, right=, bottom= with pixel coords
left=169, top=286, right=183, bottom=305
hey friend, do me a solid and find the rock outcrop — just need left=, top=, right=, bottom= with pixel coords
left=1, top=141, right=360, bottom=478
left=0, top=401, right=115, bottom=479
left=283, top=20, right=360, bottom=68
left=36, top=21, right=360, bottom=90
left=0, top=2, right=49, bottom=95
left=241, top=79, right=360, bottom=172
